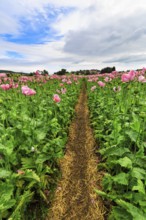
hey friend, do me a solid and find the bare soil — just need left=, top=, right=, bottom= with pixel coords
left=47, top=82, right=106, bottom=220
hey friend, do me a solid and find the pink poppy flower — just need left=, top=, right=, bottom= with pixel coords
left=91, top=86, right=96, bottom=91
left=12, top=83, right=19, bottom=89
left=109, top=74, right=115, bottom=79
left=97, top=81, right=105, bottom=87
left=104, top=77, right=109, bottom=82
left=138, top=75, right=146, bottom=82
left=61, top=88, right=67, bottom=94
left=62, top=79, right=67, bottom=83
left=121, top=70, right=136, bottom=82
left=0, top=84, right=11, bottom=90
left=53, top=94, right=61, bottom=103
left=121, top=74, right=130, bottom=82
left=66, top=80, right=72, bottom=84
left=27, top=89, right=36, bottom=95
left=0, top=73, right=7, bottom=78
left=35, top=70, right=41, bottom=75
left=112, top=71, right=117, bottom=75
left=21, top=86, right=36, bottom=96
left=142, top=67, right=146, bottom=73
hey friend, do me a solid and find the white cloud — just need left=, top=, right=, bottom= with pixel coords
left=1, top=0, right=146, bottom=73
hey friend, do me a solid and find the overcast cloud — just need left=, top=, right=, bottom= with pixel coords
left=0, top=0, right=146, bottom=73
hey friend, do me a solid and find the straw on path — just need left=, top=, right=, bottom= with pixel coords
left=47, top=82, right=106, bottom=220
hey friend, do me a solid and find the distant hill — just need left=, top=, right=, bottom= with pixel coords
left=0, top=70, right=30, bottom=75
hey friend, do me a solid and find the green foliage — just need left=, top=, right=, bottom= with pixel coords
left=0, top=76, right=81, bottom=219
left=87, top=76, right=146, bottom=219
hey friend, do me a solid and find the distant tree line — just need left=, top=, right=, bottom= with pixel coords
left=54, top=66, right=116, bottom=75
left=100, top=66, right=116, bottom=74
left=54, top=69, right=68, bottom=75
left=0, top=66, right=117, bottom=77
left=0, top=69, right=49, bottom=76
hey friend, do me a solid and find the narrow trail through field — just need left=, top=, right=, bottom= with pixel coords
left=47, top=82, right=105, bottom=220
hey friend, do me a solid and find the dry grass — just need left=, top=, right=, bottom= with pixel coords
left=47, top=83, right=106, bottom=220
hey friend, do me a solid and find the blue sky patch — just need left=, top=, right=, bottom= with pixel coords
left=6, top=51, right=24, bottom=58
left=0, top=6, right=75, bottom=45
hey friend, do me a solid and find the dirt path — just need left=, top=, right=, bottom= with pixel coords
left=47, top=82, right=105, bottom=220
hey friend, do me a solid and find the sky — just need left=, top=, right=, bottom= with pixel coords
left=1, top=0, right=146, bottom=74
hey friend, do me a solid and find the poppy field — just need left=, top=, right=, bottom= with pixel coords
left=0, top=69, right=146, bottom=219
left=0, top=73, right=81, bottom=219
left=87, top=68, right=146, bottom=220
